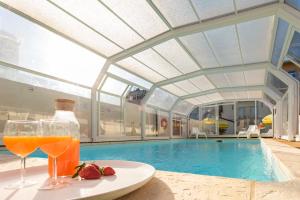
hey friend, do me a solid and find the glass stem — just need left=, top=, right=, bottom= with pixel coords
left=53, top=157, right=57, bottom=185
left=20, top=157, right=26, bottom=184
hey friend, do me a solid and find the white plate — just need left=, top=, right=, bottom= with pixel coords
left=0, top=160, right=155, bottom=200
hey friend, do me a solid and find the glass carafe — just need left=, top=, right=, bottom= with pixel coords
left=48, top=99, right=80, bottom=177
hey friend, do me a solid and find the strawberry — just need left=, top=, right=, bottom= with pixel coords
left=91, top=163, right=100, bottom=171
left=102, top=166, right=115, bottom=176
left=78, top=165, right=101, bottom=179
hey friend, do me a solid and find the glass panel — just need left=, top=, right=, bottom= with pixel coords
left=101, top=77, right=128, bottom=96
left=236, top=0, right=277, bottom=10
left=0, top=64, right=91, bottom=98
left=225, top=72, right=246, bottom=87
left=282, top=60, right=300, bottom=81
left=205, top=25, right=242, bottom=66
left=99, top=93, right=122, bottom=137
left=174, top=80, right=200, bottom=94
left=125, top=86, right=147, bottom=105
left=133, top=49, right=181, bottom=78
left=172, top=100, right=194, bottom=115
left=180, top=32, right=219, bottom=68
left=0, top=77, right=91, bottom=138
left=189, top=75, right=215, bottom=91
left=186, top=98, right=200, bottom=105
left=152, top=0, right=198, bottom=27
left=282, top=94, right=288, bottom=135
left=200, top=106, right=217, bottom=135
left=100, top=93, right=120, bottom=106
left=0, top=0, right=122, bottom=56
left=102, top=0, right=168, bottom=39
left=192, top=0, right=234, bottom=20
left=218, top=104, right=234, bottom=135
left=189, top=118, right=200, bottom=137
left=237, top=17, right=274, bottom=64
left=257, top=101, right=273, bottom=137
left=189, top=107, right=200, bottom=120
left=271, top=18, right=289, bottom=66
left=266, top=72, right=288, bottom=96
left=51, top=0, right=143, bottom=48
left=124, top=101, right=141, bottom=136
left=108, top=65, right=153, bottom=89
left=285, top=0, right=300, bottom=11
left=153, top=39, right=199, bottom=73
left=181, top=117, right=188, bottom=137
left=207, top=74, right=230, bottom=88
left=196, top=95, right=212, bottom=104
left=158, top=110, right=169, bottom=136
left=147, top=88, right=178, bottom=110
left=206, top=93, right=224, bottom=102
left=117, top=57, right=166, bottom=83
left=236, top=101, right=255, bottom=134
left=171, top=118, right=180, bottom=136
left=244, top=69, right=266, bottom=86
left=162, top=84, right=188, bottom=96
left=287, top=31, right=300, bottom=64
left=145, top=107, right=169, bottom=137
left=0, top=7, right=106, bottom=86
left=145, top=107, right=158, bottom=136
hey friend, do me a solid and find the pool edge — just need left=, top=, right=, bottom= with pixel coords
left=260, top=139, right=294, bottom=182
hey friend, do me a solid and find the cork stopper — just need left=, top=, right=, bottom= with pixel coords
left=55, top=99, right=75, bottom=111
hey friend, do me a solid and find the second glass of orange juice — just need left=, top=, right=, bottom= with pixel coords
left=39, top=120, right=72, bottom=190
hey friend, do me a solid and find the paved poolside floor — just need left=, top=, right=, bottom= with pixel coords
left=273, top=138, right=300, bottom=149
left=1, top=139, right=300, bottom=200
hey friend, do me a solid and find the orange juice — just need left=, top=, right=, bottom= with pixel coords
left=39, top=136, right=72, bottom=158
left=48, top=138, right=80, bottom=176
left=3, top=136, right=38, bottom=157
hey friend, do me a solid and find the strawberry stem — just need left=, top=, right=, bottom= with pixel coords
left=72, top=162, right=86, bottom=178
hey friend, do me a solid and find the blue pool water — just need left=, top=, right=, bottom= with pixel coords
left=2, top=139, right=286, bottom=181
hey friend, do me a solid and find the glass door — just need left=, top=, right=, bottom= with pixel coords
left=200, top=106, right=217, bottom=135
left=173, top=119, right=181, bottom=136
left=218, top=104, right=234, bottom=135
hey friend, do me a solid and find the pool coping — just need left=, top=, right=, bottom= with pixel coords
left=260, top=139, right=294, bottom=181
left=261, top=138, right=300, bottom=180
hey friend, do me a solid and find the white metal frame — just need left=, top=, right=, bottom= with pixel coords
left=1, top=1, right=300, bottom=141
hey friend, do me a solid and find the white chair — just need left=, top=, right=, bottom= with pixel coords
left=191, top=127, right=207, bottom=139
left=238, top=125, right=260, bottom=138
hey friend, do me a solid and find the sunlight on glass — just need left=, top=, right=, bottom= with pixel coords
left=108, top=65, right=152, bottom=89
left=0, top=7, right=105, bottom=86
left=101, top=77, right=128, bottom=96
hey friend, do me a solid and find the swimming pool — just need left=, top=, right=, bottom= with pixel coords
left=3, top=139, right=288, bottom=182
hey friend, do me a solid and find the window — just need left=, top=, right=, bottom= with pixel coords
left=147, top=88, right=178, bottom=110
left=271, top=18, right=289, bottom=66
left=0, top=7, right=106, bottom=86
left=108, top=65, right=153, bottom=89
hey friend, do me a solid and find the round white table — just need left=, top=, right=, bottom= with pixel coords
left=0, top=160, right=155, bottom=200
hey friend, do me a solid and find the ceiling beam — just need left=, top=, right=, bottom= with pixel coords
left=278, top=4, right=300, bottom=29
left=196, top=98, right=262, bottom=107
left=263, top=86, right=281, bottom=102
left=183, top=85, right=264, bottom=100
left=157, top=62, right=269, bottom=87
left=108, top=3, right=279, bottom=63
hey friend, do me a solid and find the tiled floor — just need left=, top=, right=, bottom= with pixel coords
left=273, top=138, right=300, bottom=149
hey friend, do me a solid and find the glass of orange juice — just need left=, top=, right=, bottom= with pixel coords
left=3, top=120, right=40, bottom=189
left=39, top=120, right=72, bottom=190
